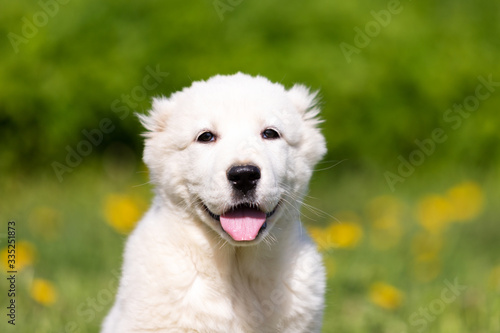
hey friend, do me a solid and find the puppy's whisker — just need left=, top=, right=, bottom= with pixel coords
left=313, top=159, right=347, bottom=172
left=278, top=184, right=334, bottom=222
left=131, top=180, right=153, bottom=188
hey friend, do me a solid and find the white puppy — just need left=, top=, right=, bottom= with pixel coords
left=102, top=73, right=327, bottom=333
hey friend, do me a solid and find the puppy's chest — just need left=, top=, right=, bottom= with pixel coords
left=180, top=267, right=291, bottom=331
left=230, top=273, right=289, bottom=321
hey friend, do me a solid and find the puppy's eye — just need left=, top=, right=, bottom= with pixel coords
left=262, top=128, right=280, bottom=140
left=197, top=131, right=216, bottom=143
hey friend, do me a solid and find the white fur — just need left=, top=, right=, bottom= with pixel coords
left=102, top=73, right=327, bottom=333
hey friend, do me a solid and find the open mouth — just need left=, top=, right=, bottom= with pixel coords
left=205, top=203, right=278, bottom=242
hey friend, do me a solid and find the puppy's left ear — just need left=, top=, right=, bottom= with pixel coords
left=137, top=96, right=173, bottom=136
left=287, top=84, right=327, bottom=167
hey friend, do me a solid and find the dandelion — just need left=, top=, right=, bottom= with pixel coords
left=308, top=212, right=363, bottom=250
left=104, top=194, right=147, bottom=234
left=415, top=182, right=484, bottom=234
left=446, top=181, right=484, bottom=222
left=1, top=240, right=36, bottom=271
left=369, top=282, right=404, bottom=310
left=325, top=221, right=363, bottom=249
left=30, top=278, right=57, bottom=306
left=416, top=195, right=453, bottom=234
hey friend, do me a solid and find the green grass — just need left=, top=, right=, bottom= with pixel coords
left=1, top=162, right=499, bottom=332
left=1, top=0, right=500, bottom=172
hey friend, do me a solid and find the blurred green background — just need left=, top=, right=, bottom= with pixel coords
left=1, top=0, right=499, bottom=332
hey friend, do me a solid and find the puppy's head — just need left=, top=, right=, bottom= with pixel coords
left=140, top=73, right=326, bottom=246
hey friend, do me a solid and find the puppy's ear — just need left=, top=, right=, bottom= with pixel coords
left=287, top=84, right=327, bottom=167
left=137, top=96, right=172, bottom=136
left=287, top=84, right=322, bottom=125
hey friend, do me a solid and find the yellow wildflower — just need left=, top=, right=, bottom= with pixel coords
left=369, top=282, right=404, bottom=310
left=104, top=194, right=148, bottom=234
left=30, top=279, right=57, bottom=306
left=416, top=195, right=453, bottom=234
left=325, top=221, right=363, bottom=248
left=446, top=181, right=484, bottom=222
left=308, top=212, right=363, bottom=250
left=1, top=240, right=36, bottom=271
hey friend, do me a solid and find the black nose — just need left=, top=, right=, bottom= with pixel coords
left=227, top=165, right=261, bottom=195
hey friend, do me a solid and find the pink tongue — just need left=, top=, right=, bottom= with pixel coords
left=220, top=207, right=266, bottom=241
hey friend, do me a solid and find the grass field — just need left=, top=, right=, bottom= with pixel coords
left=1, top=161, right=499, bottom=333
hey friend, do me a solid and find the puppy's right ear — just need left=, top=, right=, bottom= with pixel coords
left=287, top=84, right=327, bottom=168
left=137, top=97, right=172, bottom=135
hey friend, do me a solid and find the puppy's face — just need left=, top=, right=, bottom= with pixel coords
left=141, top=73, right=326, bottom=246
